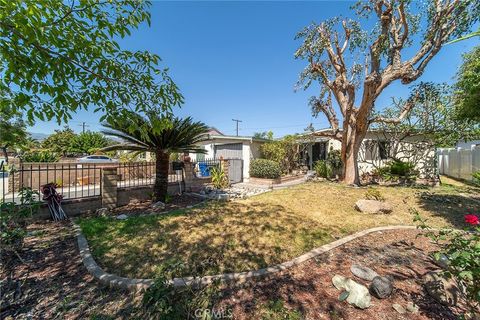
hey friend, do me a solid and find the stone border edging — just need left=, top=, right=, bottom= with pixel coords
left=74, top=224, right=417, bottom=291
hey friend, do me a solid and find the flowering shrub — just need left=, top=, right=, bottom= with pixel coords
left=414, top=210, right=480, bottom=315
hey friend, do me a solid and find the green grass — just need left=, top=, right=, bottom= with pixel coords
left=77, top=180, right=479, bottom=279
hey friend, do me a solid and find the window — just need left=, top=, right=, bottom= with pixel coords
left=364, top=140, right=376, bottom=161
left=378, top=141, right=390, bottom=160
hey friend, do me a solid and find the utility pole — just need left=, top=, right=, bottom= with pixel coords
left=232, top=119, right=242, bottom=136
left=79, top=122, right=89, bottom=134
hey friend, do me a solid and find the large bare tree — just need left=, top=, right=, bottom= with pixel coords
left=295, top=0, right=479, bottom=185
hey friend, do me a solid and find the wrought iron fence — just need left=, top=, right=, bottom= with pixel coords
left=191, top=158, right=220, bottom=177
left=1, top=161, right=102, bottom=204
left=0, top=160, right=186, bottom=204
left=117, top=161, right=184, bottom=188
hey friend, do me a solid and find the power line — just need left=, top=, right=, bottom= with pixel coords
left=232, top=119, right=242, bottom=136
left=78, top=122, right=89, bottom=133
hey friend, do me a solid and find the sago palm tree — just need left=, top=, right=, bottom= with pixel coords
left=102, top=111, right=208, bottom=202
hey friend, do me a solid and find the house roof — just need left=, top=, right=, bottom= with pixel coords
left=207, top=127, right=224, bottom=136
left=199, top=134, right=268, bottom=144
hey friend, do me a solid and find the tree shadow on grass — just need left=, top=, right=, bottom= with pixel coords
left=416, top=191, right=480, bottom=228
left=84, top=200, right=341, bottom=280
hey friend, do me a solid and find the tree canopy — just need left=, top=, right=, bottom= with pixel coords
left=373, top=82, right=480, bottom=147
left=0, top=106, right=29, bottom=161
left=41, top=126, right=76, bottom=156
left=295, top=0, right=479, bottom=184
left=102, top=112, right=209, bottom=201
left=0, top=0, right=183, bottom=128
left=69, top=131, right=109, bottom=155
left=454, top=45, right=480, bottom=121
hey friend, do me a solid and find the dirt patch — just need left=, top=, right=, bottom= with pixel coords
left=215, top=229, right=470, bottom=320
left=0, top=221, right=136, bottom=320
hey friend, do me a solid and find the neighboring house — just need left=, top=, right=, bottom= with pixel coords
left=298, top=129, right=436, bottom=179
left=456, top=140, right=480, bottom=149
left=190, top=127, right=267, bottom=182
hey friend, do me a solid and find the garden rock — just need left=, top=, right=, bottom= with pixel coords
left=95, top=207, right=109, bottom=216
left=423, top=271, right=460, bottom=306
left=392, top=303, right=406, bottom=314
left=354, top=199, right=393, bottom=214
left=369, top=276, right=393, bottom=299
left=116, top=214, right=128, bottom=220
left=332, top=275, right=371, bottom=309
left=151, top=201, right=165, bottom=210
left=433, top=254, right=450, bottom=270
left=406, top=302, right=419, bottom=313
left=350, top=264, right=379, bottom=281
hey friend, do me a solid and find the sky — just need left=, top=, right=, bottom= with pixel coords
left=28, top=1, right=479, bottom=138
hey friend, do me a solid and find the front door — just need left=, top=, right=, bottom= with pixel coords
left=312, top=142, right=327, bottom=165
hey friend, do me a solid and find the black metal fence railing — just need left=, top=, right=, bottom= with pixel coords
left=0, top=161, right=186, bottom=204
left=116, top=161, right=184, bottom=188
left=191, top=158, right=220, bottom=177
left=1, top=162, right=102, bottom=204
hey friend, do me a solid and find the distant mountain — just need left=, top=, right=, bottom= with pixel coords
left=29, top=132, right=49, bottom=141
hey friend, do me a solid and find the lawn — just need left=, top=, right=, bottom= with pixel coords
left=77, top=178, right=479, bottom=279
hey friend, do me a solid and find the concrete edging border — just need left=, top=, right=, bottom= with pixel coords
left=74, top=224, right=418, bottom=291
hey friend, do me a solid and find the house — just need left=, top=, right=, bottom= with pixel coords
left=456, top=140, right=480, bottom=149
left=298, top=129, right=436, bottom=179
left=189, top=127, right=267, bottom=183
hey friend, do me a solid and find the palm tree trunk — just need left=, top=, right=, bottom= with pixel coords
left=153, top=150, right=170, bottom=202
left=2, top=146, right=8, bottom=163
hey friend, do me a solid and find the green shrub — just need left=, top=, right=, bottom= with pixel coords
left=210, top=166, right=229, bottom=189
left=364, top=188, right=385, bottom=201
left=326, top=148, right=343, bottom=171
left=250, top=159, right=281, bottom=179
left=377, top=160, right=417, bottom=182
left=21, top=150, right=60, bottom=162
left=142, top=264, right=220, bottom=319
left=314, top=160, right=332, bottom=178
left=473, top=171, right=480, bottom=186
left=260, top=135, right=300, bottom=174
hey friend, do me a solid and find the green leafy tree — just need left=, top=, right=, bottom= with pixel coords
left=69, top=131, right=109, bottom=155
left=102, top=112, right=209, bottom=202
left=41, top=126, right=77, bottom=156
left=374, top=82, right=479, bottom=146
left=260, top=135, right=302, bottom=174
left=296, top=0, right=479, bottom=185
left=0, top=106, right=28, bottom=162
left=0, top=0, right=183, bottom=127
left=253, top=131, right=274, bottom=140
left=454, top=46, right=480, bottom=121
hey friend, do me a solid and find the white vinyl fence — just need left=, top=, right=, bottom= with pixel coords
left=437, top=146, right=480, bottom=181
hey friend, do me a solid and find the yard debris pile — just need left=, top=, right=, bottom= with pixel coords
left=41, top=183, right=67, bottom=221
left=198, top=184, right=270, bottom=201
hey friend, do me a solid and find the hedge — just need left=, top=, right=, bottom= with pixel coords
left=250, top=159, right=281, bottom=179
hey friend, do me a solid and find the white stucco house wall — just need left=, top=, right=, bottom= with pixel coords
left=189, top=127, right=266, bottom=181
left=299, top=129, right=436, bottom=179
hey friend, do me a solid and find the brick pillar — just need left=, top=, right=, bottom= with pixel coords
left=8, top=158, right=21, bottom=193
left=183, top=162, right=195, bottom=192
left=220, top=158, right=229, bottom=178
left=102, top=167, right=118, bottom=209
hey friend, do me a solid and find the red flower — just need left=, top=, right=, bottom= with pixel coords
left=464, top=214, right=479, bottom=225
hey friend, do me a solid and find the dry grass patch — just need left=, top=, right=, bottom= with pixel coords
left=78, top=180, right=479, bottom=279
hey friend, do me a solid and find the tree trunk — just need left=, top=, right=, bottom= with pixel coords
left=153, top=150, right=170, bottom=202
left=341, top=119, right=367, bottom=186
